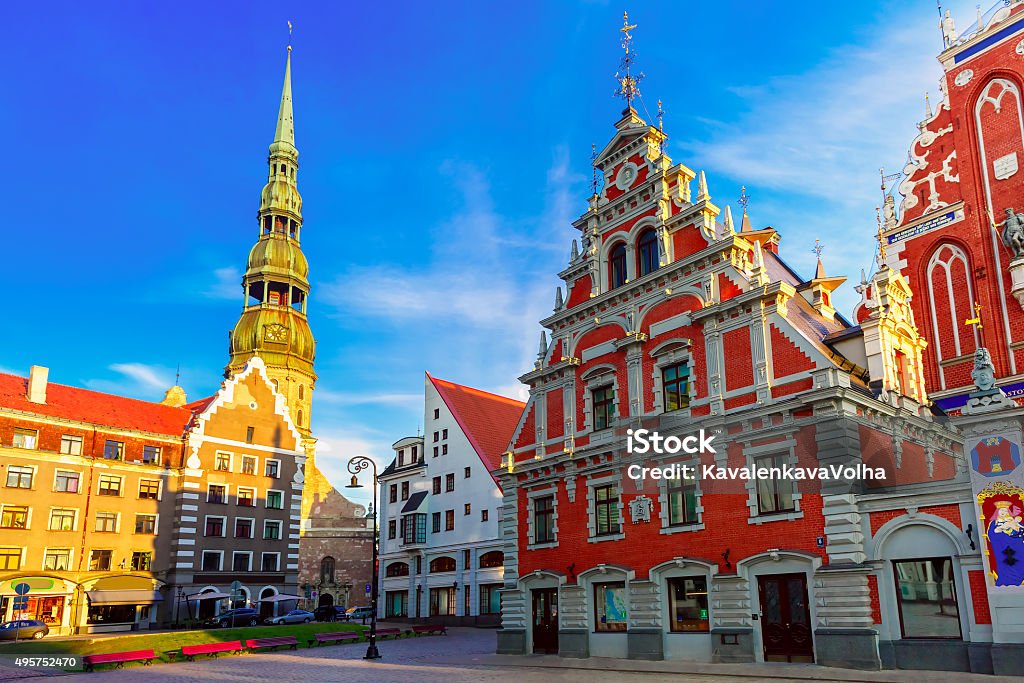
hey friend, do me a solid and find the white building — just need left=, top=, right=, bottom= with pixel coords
left=378, top=373, right=524, bottom=625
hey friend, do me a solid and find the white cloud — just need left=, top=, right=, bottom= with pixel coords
left=315, top=389, right=422, bottom=407
left=205, top=266, right=241, bottom=300
left=84, top=362, right=174, bottom=399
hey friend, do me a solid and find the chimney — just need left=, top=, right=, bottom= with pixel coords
left=27, top=365, right=49, bottom=404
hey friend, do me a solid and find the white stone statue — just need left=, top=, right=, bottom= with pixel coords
left=941, top=9, right=958, bottom=45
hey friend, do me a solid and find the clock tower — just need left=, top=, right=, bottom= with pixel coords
left=226, top=43, right=316, bottom=437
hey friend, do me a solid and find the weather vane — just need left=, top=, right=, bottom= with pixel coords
left=965, top=301, right=983, bottom=332
left=812, top=239, right=824, bottom=260
left=614, top=12, right=644, bottom=109
left=876, top=207, right=888, bottom=263
left=657, top=99, right=664, bottom=131
left=738, top=186, right=750, bottom=215
left=591, top=143, right=599, bottom=195
left=287, top=20, right=293, bottom=52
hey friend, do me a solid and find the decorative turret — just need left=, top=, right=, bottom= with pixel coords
left=226, top=42, right=316, bottom=436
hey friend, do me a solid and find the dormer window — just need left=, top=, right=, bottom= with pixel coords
left=637, top=229, right=658, bottom=276
left=610, top=243, right=628, bottom=288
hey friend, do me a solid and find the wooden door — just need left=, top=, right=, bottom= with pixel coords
left=531, top=588, right=559, bottom=654
left=757, top=573, right=814, bottom=663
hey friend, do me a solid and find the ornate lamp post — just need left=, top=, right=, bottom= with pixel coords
left=346, top=455, right=381, bottom=660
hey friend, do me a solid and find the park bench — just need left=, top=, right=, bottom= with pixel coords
left=83, top=649, right=155, bottom=672
left=373, top=627, right=403, bottom=639
left=180, top=640, right=244, bottom=660
left=246, top=636, right=299, bottom=652
left=411, top=624, right=447, bottom=636
left=309, top=631, right=362, bottom=647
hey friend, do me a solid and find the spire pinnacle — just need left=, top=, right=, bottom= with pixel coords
left=738, top=186, right=752, bottom=231
left=697, top=170, right=709, bottom=201
left=813, top=239, right=826, bottom=279
left=614, top=12, right=644, bottom=110
left=272, top=28, right=296, bottom=155
left=723, top=204, right=735, bottom=233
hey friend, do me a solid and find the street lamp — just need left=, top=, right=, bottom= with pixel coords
left=346, top=455, right=381, bottom=660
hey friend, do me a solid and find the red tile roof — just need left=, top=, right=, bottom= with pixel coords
left=0, top=372, right=195, bottom=436
left=428, top=374, right=525, bottom=472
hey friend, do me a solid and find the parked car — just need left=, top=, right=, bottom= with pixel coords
left=0, top=620, right=48, bottom=640
left=203, top=607, right=260, bottom=628
left=341, top=606, right=374, bottom=622
left=314, top=605, right=347, bottom=622
left=264, top=609, right=314, bottom=625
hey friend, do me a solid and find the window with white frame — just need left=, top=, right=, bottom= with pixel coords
left=201, top=550, right=223, bottom=571
left=232, top=551, right=252, bottom=572
left=261, top=552, right=280, bottom=572
left=263, top=520, right=282, bottom=540
left=266, top=490, right=284, bottom=509
left=60, top=435, right=83, bottom=455
left=265, top=459, right=280, bottom=478
left=593, top=483, right=620, bottom=536
left=142, top=445, right=161, bottom=465
left=234, top=517, right=254, bottom=539
left=49, top=508, right=76, bottom=531
left=54, top=470, right=80, bottom=493
left=135, top=513, right=157, bottom=534
left=743, top=440, right=803, bottom=523
left=208, top=484, right=228, bottom=504
left=13, top=428, right=38, bottom=449
left=241, top=455, right=257, bottom=475
left=214, top=451, right=232, bottom=472
left=43, top=548, right=71, bottom=571
left=0, top=546, right=22, bottom=570
left=6, top=466, right=34, bottom=489
left=97, top=474, right=122, bottom=497
left=204, top=515, right=226, bottom=537
left=594, top=581, right=628, bottom=631
left=237, top=487, right=256, bottom=507
left=138, top=479, right=160, bottom=500
left=755, top=453, right=796, bottom=514
left=0, top=505, right=29, bottom=529
left=94, top=511, right=118, bottom=533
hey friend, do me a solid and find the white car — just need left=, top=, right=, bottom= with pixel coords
left=264, top=609, right=314, bottom=625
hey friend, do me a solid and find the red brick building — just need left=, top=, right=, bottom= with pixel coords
left=494, top=11, right=1024, bottom=675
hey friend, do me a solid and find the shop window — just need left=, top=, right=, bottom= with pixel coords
left=661, top=362, right=690, bottom=411
left=479, top=583, right=502, bottom=614
left=386, top=590, right=408, bottom=617
left=87, top=604, right=136, bottom=624
left=429, top=586, right=456, bottom=616
left=893, top=557, right=962, bottom=639
left=594, top=582, right=628, bottom=632
left=667, top=577, right=709, bottom=632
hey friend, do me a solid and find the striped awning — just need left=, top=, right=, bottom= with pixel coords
left=87, top=590, right=163, bottom=605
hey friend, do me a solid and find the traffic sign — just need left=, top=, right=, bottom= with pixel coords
left=13, top=598, right=28, bottom=610
left=13, top=582, right=30, bottom=596
left=365, top=583, right=371, bottom=595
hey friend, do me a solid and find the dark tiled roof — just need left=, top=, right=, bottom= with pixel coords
left=401, top=490, right=428, bottom=513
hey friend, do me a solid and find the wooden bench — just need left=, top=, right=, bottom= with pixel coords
left=411, top=624, right=447, bottom=636
left=180, top=640, right=244, bottom=660
left=373, top=627, right=403, bottom=639
left=83, top=650, right=155, bottom=672
left=309, top=631, right=362, bottom=647
left=246, top=636, right=299, bottom=652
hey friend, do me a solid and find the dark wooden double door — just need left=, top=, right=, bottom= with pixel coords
left=531, top=588, right=558, bottom=654
left=757, top=573, right=814, bottom=663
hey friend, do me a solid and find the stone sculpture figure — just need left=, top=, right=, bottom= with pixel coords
left=1001, top=207, right=1024, bottom=258
left=972, top=347, right=997, bottom=392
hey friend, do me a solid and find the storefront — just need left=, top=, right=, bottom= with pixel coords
left=0, top=577, right=76, bottom=636
left=81, top=576, right=163, bottom=633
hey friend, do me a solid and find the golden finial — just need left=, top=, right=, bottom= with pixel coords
left=614, top=12, right=643, bottom=108
left=287, top=20, right=293, bottom=52
left=657, top=99, right=664, bottom=131
left=965, top=301, right=983, bottom=331
left=876, top=207, right=888, bottom=263
left=812, top=239, right=824, bottom=260
left=621, top=11, right=637, bottom=42
left=738, top=185, right=750, bottom=216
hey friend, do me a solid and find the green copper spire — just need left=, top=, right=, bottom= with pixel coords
left=270, top=46, right=296, bottom=157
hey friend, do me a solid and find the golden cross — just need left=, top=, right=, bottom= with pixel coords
left=965, top=301, right=983, bottom=331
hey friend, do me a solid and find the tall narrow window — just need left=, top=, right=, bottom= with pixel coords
left=610, top=243, right=628, bottom=288
left=320, top=556, right=336, bottom=584
left=534, top=495, right=555, bottom=543
left=755, top=454, right=796, bottom=514
left=661, top=362, right=691, bottom=411
left=667, top=474, right=698, bottom=526
left=637, top=229, right=659, bottom=276
left=594, top=484, right=620, bottom=536
left=592, top=386, right=615, bottom=431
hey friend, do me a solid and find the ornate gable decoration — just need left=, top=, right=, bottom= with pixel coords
left=861, top=267, right=929, bottom=404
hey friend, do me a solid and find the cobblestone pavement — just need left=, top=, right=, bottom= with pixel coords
left=1, top=629, right=1019, bottom=683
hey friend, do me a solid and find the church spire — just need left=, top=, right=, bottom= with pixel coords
left=272, top=42, right=296, bottom=156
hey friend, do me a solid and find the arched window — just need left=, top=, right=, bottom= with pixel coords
left=926, top=243, right=976, bottom=390
left=298, top=385, right=305, bottom=400
left=429, top=556, right=456, bottom=573
left=385, top=562, right=410, bottom=577
left=609, top=243, right=627, bottom=288
left=297, top=409, right=303, bottom=427
left=320, top=556, right=335, bottom=584
left=479, top=551, right=504, bottom=568
left=637, top=229, right=659, bottom=276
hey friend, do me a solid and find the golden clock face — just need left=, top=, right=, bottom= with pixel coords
left=263, top=323, right=288, bottom=343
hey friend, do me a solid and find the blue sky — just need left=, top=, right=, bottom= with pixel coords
left=2, top=1, right=985, bottom=505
